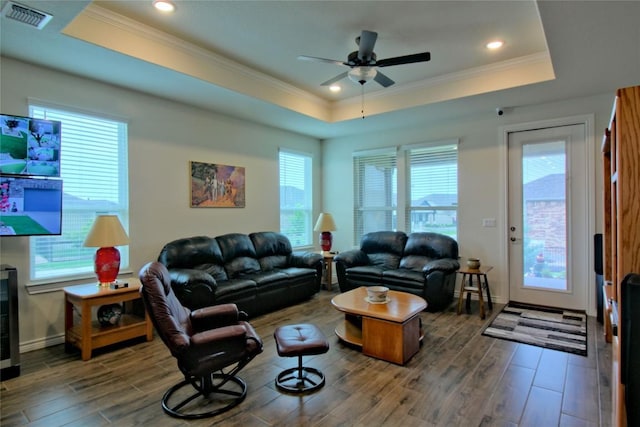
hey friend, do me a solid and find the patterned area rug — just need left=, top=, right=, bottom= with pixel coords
left=482, top=302, right=587, bottom=356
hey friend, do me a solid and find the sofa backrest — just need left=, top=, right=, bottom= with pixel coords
left=250, top=231, right=292, bottom=271
left=157, top=236, right=228, bottom=281
left=360, top=231, right=408, bottom=269
left=400, top=232, right=459, bottom=271
left=216, top=233, right=261, bottom=278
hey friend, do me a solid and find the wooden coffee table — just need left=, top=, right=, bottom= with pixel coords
left=331, top=286, right=427, bottom=365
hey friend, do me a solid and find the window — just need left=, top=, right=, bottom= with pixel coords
left=279, top=149, right=312, bottom=247
left=353, top=141, right=458, bottom=245
left=353, top=148, right=397, bottom=244
left=405, top=142, right=458, bottom=239
left=29, top=104, right=128, bottom=282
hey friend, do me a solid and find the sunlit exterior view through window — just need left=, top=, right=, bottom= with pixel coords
left=29, top=105, right=129, bottom=281
left=353, top=142, right=458, bottom=245
left=279, top=150, right=312, bottom=247
left=521, top=140, right=567, bottom=291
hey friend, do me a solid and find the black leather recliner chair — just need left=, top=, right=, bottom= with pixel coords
left=139, top=261, right=263, bottom=419
left=334, top=231, right=460, bottom=311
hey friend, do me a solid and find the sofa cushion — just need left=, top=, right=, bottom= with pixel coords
left=214, top=279, right=257, bottom=298
left=360, top=231, right=407, bottom=269
left=399, top=232, right=458, bottom=271
left=345, top=265, right=384, bottom=281
left=383, top=269, right=424, bottom=290
left=249, top=270, right=289, bottom=290
left=158, top=236, right=227, bottom=280
left=250, top=231, right=292, bottom=271
left=217, top=233, right=261, bottom=277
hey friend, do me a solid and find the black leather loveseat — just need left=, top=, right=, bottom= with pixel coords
left=334, top=231, right=460, bottom=311
left=157, top=232, right=323, bottom=317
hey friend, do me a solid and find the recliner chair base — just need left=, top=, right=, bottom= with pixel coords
left=162, top=373, right=247, bottom=419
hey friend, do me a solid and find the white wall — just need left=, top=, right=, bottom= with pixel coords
left=321, top=92, right=613, bottom=315
left=0, top=57, right=322, bottom=350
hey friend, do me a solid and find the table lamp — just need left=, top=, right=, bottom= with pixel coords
left=83, top=214, right=129, bottom=286
left=314, top=212, right=337, bottom=252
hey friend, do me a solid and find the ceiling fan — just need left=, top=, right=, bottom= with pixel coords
left=297, top=30, right=430, bottom=87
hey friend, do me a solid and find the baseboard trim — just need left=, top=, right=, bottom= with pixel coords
left=20, top=334, right=65, bottom=354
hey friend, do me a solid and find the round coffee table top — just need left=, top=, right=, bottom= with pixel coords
left=331, top=286, right=427, bottom=323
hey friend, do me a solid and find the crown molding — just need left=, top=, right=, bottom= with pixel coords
left=63, top=4, right=332, bottom=120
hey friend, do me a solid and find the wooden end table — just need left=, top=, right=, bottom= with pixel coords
left=331, top=287, right=427, bottom=365
left=456, top=265, right=493, bottom=319
left=64, top=278, right=153, bottom=360
left=321, top=251, right=335, bottom=290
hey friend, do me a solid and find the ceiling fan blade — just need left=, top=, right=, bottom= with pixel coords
left=357, top=30, right=378, bottom=62
left=297, top=55, right=347, bottom=67
left=376, top=52, right=431, bottom=67
left=373, top=71, right=395, bottom=87
left=321, top=72, right=348, bottom=86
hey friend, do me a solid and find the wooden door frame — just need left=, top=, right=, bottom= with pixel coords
left=498, top=114, right=596, bottom=315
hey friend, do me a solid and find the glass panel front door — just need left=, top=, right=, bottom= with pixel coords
left=521, top=140, right=567, bottom=291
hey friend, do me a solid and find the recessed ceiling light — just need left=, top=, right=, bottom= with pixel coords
left=329, top=85, right=341, bottom=93
left=486, top=40, right=504, bottom=50
left=153, top=0, right=175, bottom=13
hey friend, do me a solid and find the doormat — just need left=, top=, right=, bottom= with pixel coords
left=482, top=302, right=587, bottom=356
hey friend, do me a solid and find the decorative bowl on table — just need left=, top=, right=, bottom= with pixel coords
left=366, top=286, right=389, bottom=303
left=467, top=258, right=481, bottom=269
left=97, top=303, right=123, bottom=326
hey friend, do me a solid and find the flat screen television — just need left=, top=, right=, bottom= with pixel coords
left=0, top=113, right=61, bottom=177
left=0, top=176, right=63, bottom=236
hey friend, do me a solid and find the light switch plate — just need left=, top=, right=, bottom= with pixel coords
left=482, top=218, right=497, bottom=227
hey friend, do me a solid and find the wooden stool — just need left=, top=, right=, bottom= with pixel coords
left=457, top=266, right=493, bottom=319
left=273, top=324, right=329, bottom=393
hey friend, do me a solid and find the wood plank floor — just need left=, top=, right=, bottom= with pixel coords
left=1, top=288, right=611, bottom=426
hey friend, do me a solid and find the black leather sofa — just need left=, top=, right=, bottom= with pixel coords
left=157, top=232, right=323, bottom=317
left=334, top=231, right=460, bottom=311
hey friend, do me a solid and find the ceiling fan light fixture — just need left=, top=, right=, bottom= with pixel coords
left=329, top=84, right=341, bottom=93
left=348, top=67, right=377, bottom=85
left=153, top=0, right=175, bottom=13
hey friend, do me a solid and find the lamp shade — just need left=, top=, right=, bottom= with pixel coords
left=83, top=215, right=129, bottom=285
left=83, top=215, right=129, bottom=248
left=313, top=213, right=337, bottom=232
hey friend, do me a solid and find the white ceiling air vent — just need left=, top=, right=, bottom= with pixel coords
left=1, top=1, right=52, bottom=29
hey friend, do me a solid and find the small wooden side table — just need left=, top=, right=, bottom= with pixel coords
left=457, top=265, right=493, bottom=319
left=321, top=251, right=335, bottom=290
left=64, top=278, right=153, bottom=360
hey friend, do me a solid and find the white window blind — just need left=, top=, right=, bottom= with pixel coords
left=353, top=149, right=397, bottom=244
left=406, top=143, right=458, bottom=239
left=279, top=149, right=312, bottom=247
left=29, top=105, right=129, bottom=282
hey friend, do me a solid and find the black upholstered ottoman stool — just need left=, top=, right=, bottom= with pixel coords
left=273, top=324, right=329, bottom=393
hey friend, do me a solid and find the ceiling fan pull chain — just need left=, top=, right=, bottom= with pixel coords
left=361, top=84, right=365, bottom=119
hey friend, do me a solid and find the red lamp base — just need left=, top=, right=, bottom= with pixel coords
left=94, top=246, right=121, bottom=285
left=320, top=231, right=333, bottom=252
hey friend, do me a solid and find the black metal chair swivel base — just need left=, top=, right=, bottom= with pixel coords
left=276, top=357, right=325, bottom=393
left=162, top=372, right=247, bottom=419
left=274, top=324, right=330, bottom=394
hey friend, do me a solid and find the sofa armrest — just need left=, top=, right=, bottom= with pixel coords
left=421, top=258, right=460, bottom=275
left=168, top=268, right=217, bottom=310
left=290, top=251, right=324, bottom=288
left=334, top=249, right=369, bottom=268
